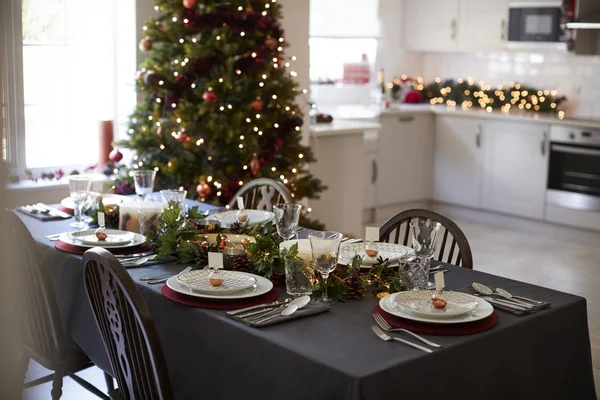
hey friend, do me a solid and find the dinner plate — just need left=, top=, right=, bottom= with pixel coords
left=392, top=290, right=479, bottom=318
left=166, top=273, right=273, bottom=300
left=177, top=270, right=257, bottom=294
left=211, top=210, right=274, bottom=227
left=61, top=193, right=133, bottom=210
left=67, top=229, right=136, bottom=246
left=59, top=231, right=146, bottom=249
left=380, top=292, right=493, bottom=324
left=339, top=242, right=412, bottom=265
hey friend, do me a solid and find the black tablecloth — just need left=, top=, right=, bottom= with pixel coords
left=17, top=209, right=596, bottom=400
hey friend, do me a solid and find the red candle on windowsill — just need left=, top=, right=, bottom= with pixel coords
left=99, top=120, right=114, bottom=166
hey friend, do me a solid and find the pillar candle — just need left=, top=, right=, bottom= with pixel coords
left=99, top=120, right=114, bottom=165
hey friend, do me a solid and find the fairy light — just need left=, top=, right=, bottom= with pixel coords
left=251, top=52, right=257, bottom=58
left=217, top=191, right=222, bottom=196
left=298, top=153, right=304, bottom=159
left=285, top=106, right=290, bottom=111
left=218, top=78, right=224, bottom=83
left=253, top=127, right=259, bottom=132
left=240, top=32, right=246, bottom=36
left=236, top=70, right=242, bottom=74
left=246, top=118, right=251, bottom=123
left=256, top=114, right=261, bottom=119
left=240, top=135, right=244, bottom=140
left=172, top=103, right=177, bottom=108
left=290, top=71, right=297, bottom=77
left=128, top=129, right=134, bottom=133
left=272, top=95, right=278, bottom=100
left=160, top=144, right=165, bottom=149
left=259, top=82, right=264, bottom=87
left=271, top=167, right=276, bottom=171
left=191, top=83, right=196, bottom=88
left=172, top=17, right=178, bottom=22
left=179, top=38, right=184, bottom=43
left=239, top=144, right=244, bottom=148
left=156, top=121, right=161, bottom=127
left=295, top=126, right=300, bottom=131
left=273, top=63, right=278, bottom=68
left=219, top=106, right=225, bottom=111
left=183, top=19, right=189, bottom=23
left=280, top=38, right=285, bottom=43
left=262, top=74, right=267, bottom=79
left=196, top=138, right=204, bottom=145
left=262, top=11, right=267, bottom=15
left=292, top=168, right=297, bottom=173
left=174, top=71, right=179, bottom=76
left=143, top=26, right=148, bottom=31
left=227, top=104, right=233, bottom=109
left=302, top=89, right=308, bottom=94
left=243, top=165, right=248, bottom=170
left=207, top=176, right=213, bottom=182
left=148, top=116, right=153, bottom=120
left=258, top=131, right=263, bottom=135
left=216, top=35, right=221, bottom=40
left=239, top=181, right=244, bottom=185
left=279, top=174, right=284, bottom=179
left=265, top=3, right=270, bottom=8
left=274, top=123, right=279, bottom=128
left=277, top=47, right=283, bottom=51
left=238, top=6, right=243, bottom=10
left=176, top=118, right=182, bottom=123
left=156, top=98, right=162, bottom=103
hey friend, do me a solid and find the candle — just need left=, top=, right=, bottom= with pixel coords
left=99, top=120, right=114, bottom=166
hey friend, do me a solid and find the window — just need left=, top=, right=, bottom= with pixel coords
left=309, top=0, right=380, bottom=83
left=1, top=0, right=135, bottom=174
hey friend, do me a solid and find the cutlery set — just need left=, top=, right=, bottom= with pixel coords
left=371, top=313, right=440, bottom=353
left=19, top=203, right=71, bottom=221
left=471, top=282, right=547, bottom=313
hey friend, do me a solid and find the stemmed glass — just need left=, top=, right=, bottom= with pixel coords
left=133, top=170, right=156, bottom=201
left=160, top=189, right=187, bottom=226
left=409, top=220, right=441, bottom=260
left=68, top=176, right=92, bottom=228
left=273, top=203, right=302, bottom=240
left=308, top=231, right=343, bottom=304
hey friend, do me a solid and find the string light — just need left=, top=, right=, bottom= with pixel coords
left=271, top=167, right=276, bottom=171
left=298, top=153, right=303, bottom=159
left=240, top=32, right=246, bottom=36
left=172, top=17, right=177, bottom=22
left=243, top=165, right=248, bottom=170
left=160, top=144, right=165, bottom=149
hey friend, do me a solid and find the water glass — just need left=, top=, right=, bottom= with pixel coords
left=409, top=220, right=442, bottom=259
left=398, top=256, right=430, bottom=290
left=133, top=170, right=156, bottom=200
left=138, top=202, right=164, bottom=239
left=284, top=256, right=315, bottom=296
left=68, top=176, right=92, bottom=228
left=308, top=231, right=343, bottom=303
left=160, top=189, right=187, bottom=223
left=273, top=203, right=302, bottom=240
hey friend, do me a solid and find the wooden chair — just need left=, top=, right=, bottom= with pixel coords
left=228, top=178, right=293, bottom=211
left=379, top=209, right=474, bottom=269
left=83, top=247, right=172, bottom=400
left=6, top=212, right=110, bottom=400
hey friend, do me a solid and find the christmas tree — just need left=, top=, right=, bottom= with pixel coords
left=120, top=0, right=324, bottom=209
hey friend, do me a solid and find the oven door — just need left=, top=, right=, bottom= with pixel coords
left=547, top=143, right=600, bottom=211
left=508, top=7, right=563, bottom=42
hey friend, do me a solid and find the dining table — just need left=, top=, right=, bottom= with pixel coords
left=15, top=202, right=597, bottom=400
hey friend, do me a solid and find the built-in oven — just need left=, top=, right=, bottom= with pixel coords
left=547, top=125, right=600, bottom=212
left=508, top=1, right=570, bottom=44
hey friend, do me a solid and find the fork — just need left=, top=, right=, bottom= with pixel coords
left=146, top=266, right=192, bottom=284
left=371, top=325, right=433, bottom=353
left=372, top=313, right=441, bottom=348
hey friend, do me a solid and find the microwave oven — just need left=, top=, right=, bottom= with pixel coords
left=508, top=1, right=568, bottom=43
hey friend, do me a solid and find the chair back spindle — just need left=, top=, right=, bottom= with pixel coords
left=228, top=178, right=292, bottom=211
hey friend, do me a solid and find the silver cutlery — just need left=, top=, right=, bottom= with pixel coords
left=342, top=238, right=363, bottom=245
left=372, top=313, right=441, bottom=348
left=495, top=287, right=544, bottom=305
left=482, top=297, right=531, bottom=311
left=35, top=203, right=72, bottom=219
left=371, top=325, right=433, bottom=353
left=115, top=251, right=156, bottom=259
left=146, top=266, right=192, bottom=284
left=228, top=298, right=293, bottom=317
left=472, top=282, right=535, bottom=308
left=254, top=295, right=311, bottom=325
left=121, top=256, right=152, bottom=267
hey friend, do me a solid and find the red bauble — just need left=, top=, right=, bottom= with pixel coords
left=404, top=90, right=422, bottom=104
left=177, top=131, right=190, bottom=143
left=202, top=90, right=218, bottom=104
left=109, top=149, right=123, bottom=163
left=196, top=181, right=211, bottom=197
left=251, top=98, right=263, bottom=112
left=183, top=0, right=196, bottom=9
left=139, top=37, right=152, bottom=52
left=250, top=153, right=260, bottom=176
left=265, top=38, right=278, bottom=50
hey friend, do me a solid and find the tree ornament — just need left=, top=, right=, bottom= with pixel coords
left=109, top=149, right=123, bottom=163
left=265, top=38, right=278, bottom=50
left=176, top=131, right=190, bottom=143
left=183, top=0, right=196, bottom=9
left=250, top=153, right=260, bottom=176
left=404, top=90, right=422, bottom=104
left=251, top=98, right=263, bottom=112
left=196, top=181, right=211, bottom=197
left=202, top=90, right=218, bottom=104
left=144, top=71, right=159, bottom=85
left=139, top=37, right=152, bottom=52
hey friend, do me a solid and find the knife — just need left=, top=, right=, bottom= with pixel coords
left=35, top=203, right=72, bottom=219
left=115, top=251, right=156, bottom=259
left=254, top=295, right=311, bottom=325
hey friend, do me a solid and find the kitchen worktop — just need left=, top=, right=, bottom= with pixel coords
left=309, top=119, right=381, bottom=137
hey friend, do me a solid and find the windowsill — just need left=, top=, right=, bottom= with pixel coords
left=6, top=173, right=111, bottom=191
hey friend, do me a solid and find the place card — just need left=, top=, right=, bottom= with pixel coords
left=237, top=196, right=245, bottom=210
left=365, top=227, right=379, bottom=242
left=208, top=252, right=224, bottom=270
left=98, top=212, right=105, bottom=228
left=434, top=271, right=445, bottom=292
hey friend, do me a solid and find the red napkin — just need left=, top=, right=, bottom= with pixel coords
left=58, top=205, right=74, bottom=215
left=54, top=240, right=153, bottom=256
left=162, top=285, right=279, bottom=310
left=372, top=305, right=498, bottom=336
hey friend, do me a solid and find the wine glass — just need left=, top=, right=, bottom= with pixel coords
left=68, top=176, right=92, bottom=228
left=273, top=203, right=302, bottom=240
left=133, top=170, right=156, bottom=201
left=309, top=231, right=343, bottom=304
left=409, top=220, right=442, bottom=259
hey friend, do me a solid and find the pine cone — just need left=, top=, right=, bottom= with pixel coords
left=195, top=243, right=219, bottom=266
left=231, top=253, right=253, bottom=272
left=343, top=272, right=368, bottom=300
left=228, top=221, right=244, bottom=234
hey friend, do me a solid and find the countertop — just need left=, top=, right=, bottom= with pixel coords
left=309, top=119, right=381, bottom=137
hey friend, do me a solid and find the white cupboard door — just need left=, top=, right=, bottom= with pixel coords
left=376, top=114, right=434, bottom=206
left=433, top=116, right=483, bottom=208
left=403, top=0, right=459, bottom=51
left=482, top=121, right=549, bottom=219
left=458, top=0, right=508, bottom=50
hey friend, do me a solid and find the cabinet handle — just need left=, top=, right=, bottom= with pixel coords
left=397, top=116, right=415, bottom=123
left=451, top=19, right=457, bottom=40
left=500, top=19, right=506, bottom=40
left=371, top=160, right=378, bottom=184
left=475, top=125, right=482, bottom=148
left=541, top=131, right=547, bottom=156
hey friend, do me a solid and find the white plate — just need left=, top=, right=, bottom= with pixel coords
left=392, top=290, right=479, bottom=318
left=166, top=273, right=273, bottom=300
left=339, top=242, right=412, bottom=265
left=59, top=231, right=146, bottom=249
left=61, top=193, right=134, bottom=210
left=211, top=210, right=274, bottom=227
left=380, top=292, right=494, bottom=324
left=177, top=270, right=257, bottom=294
left=68, top=229, right=136, bottom=246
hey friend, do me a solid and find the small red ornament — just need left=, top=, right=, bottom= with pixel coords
left=265, top=38, right=278, bottom=50
left=196, top=181, right=211, bottom=197
left=251, top=98, right=263, bottom=112
left=404, top=90, right=422, bottom=104
left=203, top=90, right=218, bottom=104
left=183, top=0, right=196, bottom=9
left=250, top=153, right=260, bottom=176
left=176, top=131, right=190, bottom=143
left=139, top=37, right=152, bottom=52
left=109, top=149, right=123, bottom=163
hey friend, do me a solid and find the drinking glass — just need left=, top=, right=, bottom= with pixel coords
left=133, top=170, right=156, bottom=200
left=68, top=176, right=92, bottom=228
left=284, top=256, right=315, bottom=296
left=409, top=220, right=442, bottom=260
left=309, top=231, right=343, bottom=304
left=160, top=189, right=187, bottom=224
left=273, top=203, right=302, bottom=240
left=398, top=256, right=430, bottom=290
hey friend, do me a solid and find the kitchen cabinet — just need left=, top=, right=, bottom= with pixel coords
left=363, top=131, right=378, bottom=209
left=433, top=115, right=484, bottom=208
left=376, top=113, right=434, bottom=207
left=458, top=0, right=508, bottom=50
left=482, top=121, right=549, bottom=219
left=403, top=0, right=459, bottom=51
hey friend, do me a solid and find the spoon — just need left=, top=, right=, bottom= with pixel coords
left=121, top=257, right=150, bottom=267
left=255, top=295, right=311, bottom=324
left=495, top=287, right=544, bottom=305
left=472, top=282, right=534, bottom=308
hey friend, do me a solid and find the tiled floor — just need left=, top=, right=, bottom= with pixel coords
left=21, top=217, right=600, bottom=399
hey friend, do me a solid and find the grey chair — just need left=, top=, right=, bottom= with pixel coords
left=228, top=178, right=293, bottom=211
left=6, top=212, right=110, bottom=400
